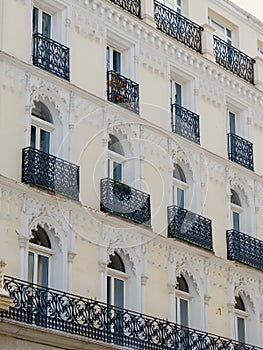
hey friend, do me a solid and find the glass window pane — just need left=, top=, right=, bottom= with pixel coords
left=40, top=129, right=50, bottom=153
left=175, top=83, right=182, bottom=106
left=107, top=276, right=112, bottom=304
left=42, top=12, right=51, bottom=38
left=33, top=7, right=39, bottom=34
left=113, top=50, right=121, bottom=73
left=28, top=252, right=34, bottom=283
left=114, top=278, right=124, bottom=308
left=30, top=126, right=36, bottom=148
left=177, top=188, right=185, bottom=208
left=237, top=317, right=246, bottom=343
left=233, top=212, right=240, bottom=231
left=113, top=162, right=122, bottom=182
left=229, top=112, right=236, bottom=134
left=106, top=46, right=110, bottom=72
left=180, top=299, right=189, bottom=327
left=38, top=255, right=49, bottom=287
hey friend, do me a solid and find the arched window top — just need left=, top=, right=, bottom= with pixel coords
left=176, top=275, right=189, bottom=293
left=108, top=253, right=125, bottom=272
left=235, top=296, right=246, bottom=311
left=108, top=134, right=124, bottom=156
left=32, top=101, right=53, bottom=123
left=231, top=189, right=241, bottom=206
left=173, top=164, right=186, bottom=183
left=30, top=226, right=51, bottom=248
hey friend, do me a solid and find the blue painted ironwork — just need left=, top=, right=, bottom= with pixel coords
left=171, top=103, right=200, bottom=144
left=154, top=1, right=203, bottom=53
left=227, top=133, right=254, bottom=171
left=213, top=36, right=255, bottom=84
left=3, top=276, right=261, bottom=350
left=100, top=178, right=151, bottom=226
left=110, top=0, right=140, bottom=17
left=227, top=230, right=263, bottom=271
left=32, top=33, right=70, bottom=81
left=22, top=147, right=79, bottom=201
left=107, top=70, right=140, bottom=115
left=168, top=205, right=213, bottom=251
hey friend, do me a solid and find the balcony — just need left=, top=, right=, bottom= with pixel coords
left=22, top=147, right=79, bottom=201
left=213, top=36, right=255, bottom=84
left=168, top=205, right=213, bottom=251
left=32, top=33, right=70, bottom=81
left=100, top=178, right=151, bottom=226
left=227, top=230, right=263, bottom=271
left=107, top=70, right=140, bottom=115
left=154, top=1, right=203, bottom=53
left=3, top=275, right=262, bottom=350
left=110, top=0, right=140, bottom=18
left=227, top=133, right=254, bottom=171
left=171, top=103, right=200, bottom=144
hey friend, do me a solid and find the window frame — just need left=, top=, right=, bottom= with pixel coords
left=30, top=115, right=54, bottom=153
left=107, top=268, right=127, bottom=308
left=234, top=308, right=248, bottom=343
left=175, top=289, right=192, bottom=327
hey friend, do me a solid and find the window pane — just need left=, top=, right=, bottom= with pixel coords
left=114, top=278, right=124, bottom=308
left=42, top=12, right=51, bottom=38
left=177, top=188, right=185, bottom=208
left=113, top=50, right=121, bottom=73
left=113, top=162, right=122, bottom=182
left=106, top=46, right=110, bottom=72
left=38, top=255, right=49, bottom=287
left=237, top=317, right=246, bottom=343
left=33, top=7, right=39, bottom=34
left=30, top=126, right=36, bottom=148
left=180, top=299, right=189, bottom=327
left=233, top=212, right=240, bottom=231
left=28, top=252, right=34, bottom=283
left=40, top=129, right=50, bottom=153
left=107, top=276, right=112, bottom=304
left=175, top=83, right=182, bottom=106
left=229, top=112, right=236, bottom=134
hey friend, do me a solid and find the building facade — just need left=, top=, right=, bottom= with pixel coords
left=0, top=0, right=263, bottom=348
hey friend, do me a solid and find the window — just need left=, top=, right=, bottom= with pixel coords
left=28, top=226, right=52, bottom=287
left=159, top=0, right=183, bottom=14
left=231, top=189, right=242, bottom=232
left=170, top=80, right=182, bottom=106
left=107, top=46, right=121, bottom=73
left=172, top=164, right=187, bottom=208
left=108, top=134, right=125, bottom=182
left=107, top=253, right=126, bottom=308
left=235, top=296, right=247, bottom=343
left=209, top=16, right=232, bottom=44
left=33, top=6, right=52, bottom=38
left=175, top=276, right=190, bottom=327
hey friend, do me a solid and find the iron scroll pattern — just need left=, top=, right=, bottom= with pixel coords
left=227, top=133, right=254, bottom=171
left=22, top=147, right=79, bottom=201
left=32, top=33, right=70, bottom=81
left=110, top=0, right=140, bottom=18
left=213, top=36, right=255, bottom=84
left=168, top=205, right=213, bottom=251
left=100, top=178, right=151, bottom=226
left=227, top=230, right=263, bottom=271
left=107, top=70, right=140, bottom=115
left=3, top=276, right=261, bottom=350
left=171, top=103, right=200, bottom=144
left=154, top=1, right=203, bottom=53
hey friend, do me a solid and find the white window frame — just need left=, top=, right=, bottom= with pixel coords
left=107, top=268, right=127, bottom=308
left=231, top=203, right=243, bottom=232
left=108, top=150, right=125, bottom=182
left=159, top=0, right=183, bottom=14
left=33, top=6, right=52, bottom=37
left=209, top=17, right=232, bottom=44
left=31, top=115, right=54, bottom=153
left=172, top=178, right=188, bottom=208
left=28, top=243, right=53, bottom=286
left=175, top=289, right=191, bottom=327
left=234, top=309, right=248, bottom=343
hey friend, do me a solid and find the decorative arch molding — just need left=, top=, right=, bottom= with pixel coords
left=228, top=170, right=253, bottom=207
left=107, top=248, right=137, bottom=275
left=170, top=141, right=194, bottom=181
left=107, top=122, right=136, bottom=157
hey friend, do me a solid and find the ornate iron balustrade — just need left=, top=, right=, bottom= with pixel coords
left=100, top=178, right=151, bottom=226
left=227, top=133, right=254, bottom=171
left=213, top=36, right=255, bottom=84
left=107, top=70, right=140, bottom=114
left=154, top=1, right=203, bottom=53
left=227, top=230, right=263, bottom=271
left=171, top=103, right=200, bottom=144
left=32, top=33, right=70, bottom=81
left=3, top=276, right=262, bottom=350
left=168, top=205, right=213, bottom=251
left=22, top=147, right=79, bottom=201
left=110, top=0, right=140, bottom=18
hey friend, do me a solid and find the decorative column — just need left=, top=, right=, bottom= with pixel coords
left=201, top=24, right=216, bottom=62
left=260, top=313, right=263, bottom=347
left=99, top=261, right=107, bottom=302
left=0, top=260, right=13, bottom=312
left=67, top=252, right=76, bottom=292
left=228, top=303, right=235, bottom=339
left=204, top=260, right=210, bottom=331
left=168, top=283, right=175, bottom=322
left=140, top=275, right=148, bottom=313
left=254, top=56, right=263, bottom=92
left=226, top=168, right=232, bottom=230
left=140, top=0, right=155, bottom=27
left=204, top=295, right=211, bottom=331
left=19, top=236, right=28, bottom=280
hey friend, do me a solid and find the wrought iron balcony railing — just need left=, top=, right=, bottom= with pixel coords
left=22, top=147, right=79, bottom=201
left=32, top=33, right=70, bottom=81
left=110, top=0, right=140, bottom=18
left=168, top=205, right=213, bottom=251
left=227, top=133, right=254, bottom=171
left=227, top=230, right=263, bottom=271
left=213, top=36, right=255, bottom=84
left=154, top=1, right=203, bottom=53
left=171, top=103, right=200, bottom=144
left=107, top=70, right=140, bottom=115
left=3, top=276, right=262, bottom=350
left=100, top=178, right=151, bottom=226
